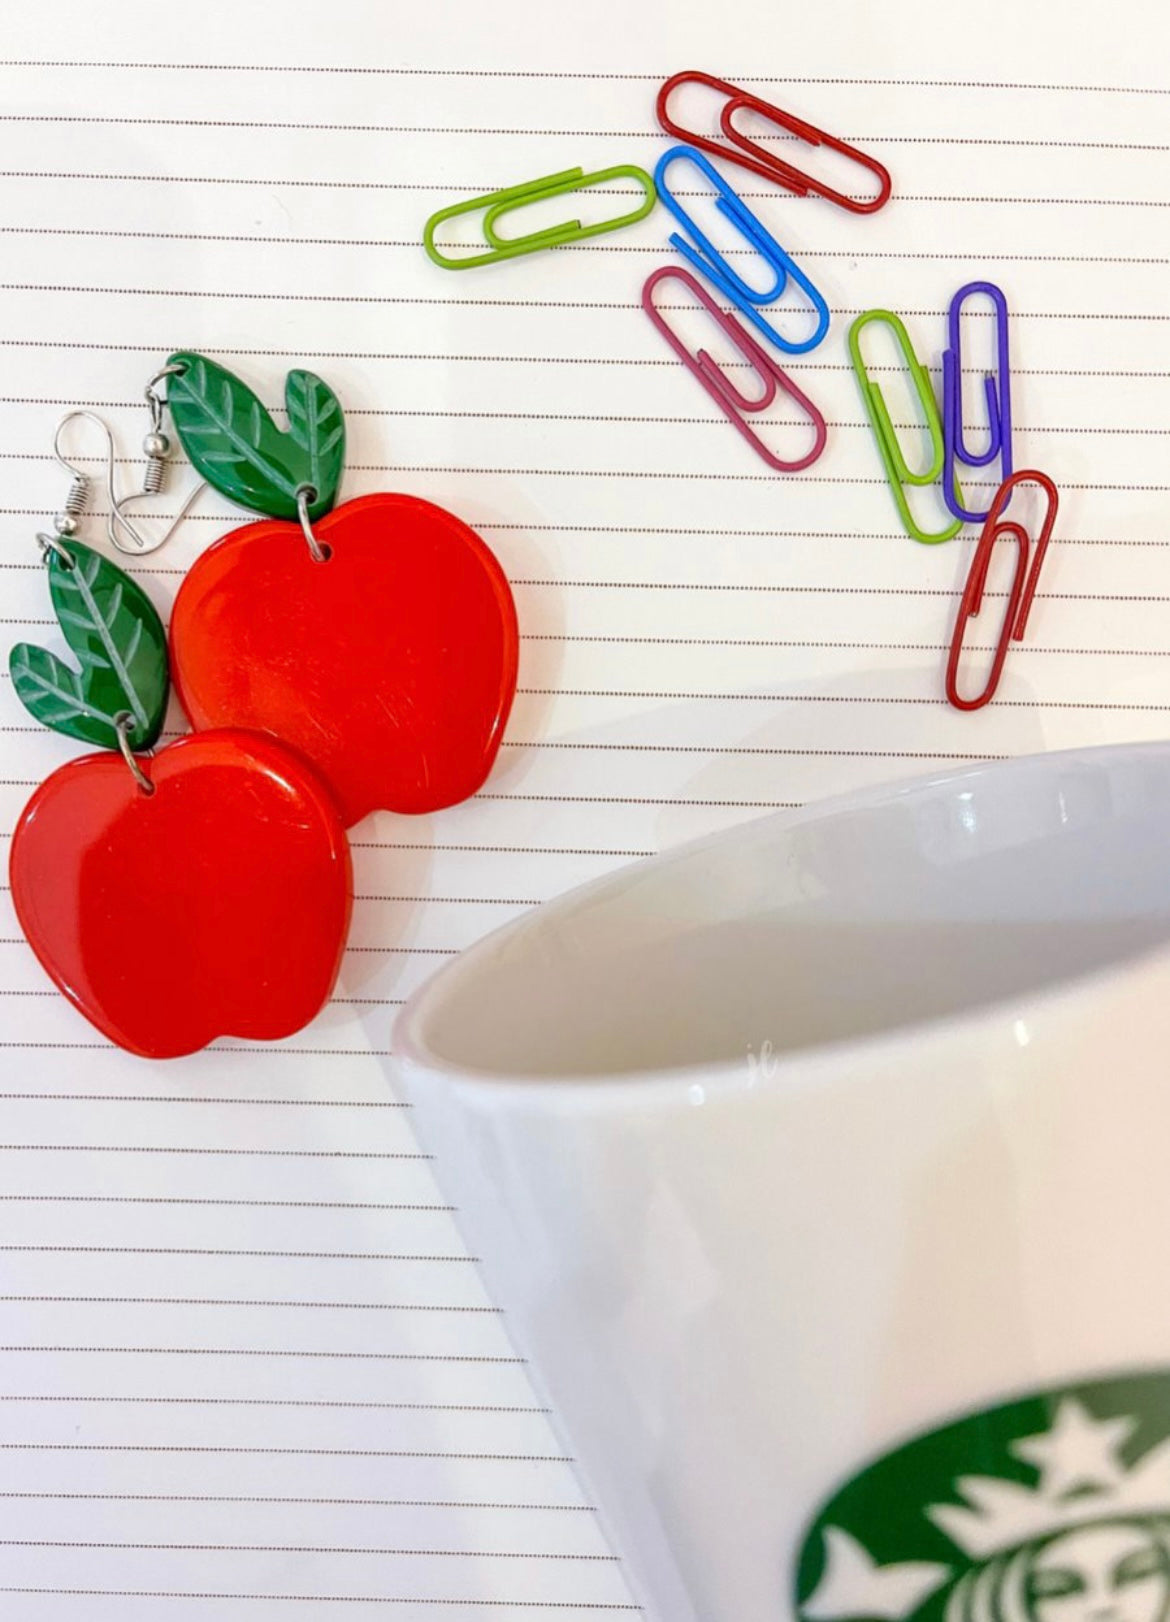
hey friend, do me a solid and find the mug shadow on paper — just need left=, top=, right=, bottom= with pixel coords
left=353, top=651, right=1048, bottom=1063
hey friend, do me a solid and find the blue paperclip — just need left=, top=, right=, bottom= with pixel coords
left=653, top=145, right=830, bottom=356
left=942, top=280, right=1013, bottom=523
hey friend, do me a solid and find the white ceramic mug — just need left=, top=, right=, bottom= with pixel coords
left=393, top=743, right=1170, bottom=1622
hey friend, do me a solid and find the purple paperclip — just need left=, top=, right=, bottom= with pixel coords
left=641, top=266, right=828, bottom=473
left=942, top=279, right=1013, bottom=523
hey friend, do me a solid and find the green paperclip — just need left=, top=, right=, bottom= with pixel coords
left=848, top=310, right=963, bottom=545
left=424, top=165, right=657, bottom=269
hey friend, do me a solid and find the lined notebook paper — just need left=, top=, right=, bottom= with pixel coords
left=1, top=0, right=1169, bottom=1613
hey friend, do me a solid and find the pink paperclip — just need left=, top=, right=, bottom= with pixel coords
left=641, top=265, right=828, bottom=473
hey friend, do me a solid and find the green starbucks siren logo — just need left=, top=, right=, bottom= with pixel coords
left=796, top=1371, right=1170, bottom=1622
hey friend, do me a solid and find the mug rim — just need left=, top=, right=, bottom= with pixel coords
left=392, top=739, right=1170, bottom=1098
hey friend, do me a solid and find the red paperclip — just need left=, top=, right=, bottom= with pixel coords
left=642, top=265, right=827, bottom=472
left=656, top=70, right=892, bottom=215
left=946, top=470, right=1059, bottom=712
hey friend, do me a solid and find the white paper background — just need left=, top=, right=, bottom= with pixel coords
left=0, top=1, right=1167, bottom=1614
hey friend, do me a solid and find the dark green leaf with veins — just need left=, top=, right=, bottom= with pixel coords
left=9, top=541, right=169, bottom=751
left=165, top=352, right=345, bottom=521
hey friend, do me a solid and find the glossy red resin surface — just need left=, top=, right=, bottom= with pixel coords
left=10, top=729, right=352, bottom=1058
left=169, top=492, right=519, bottom=826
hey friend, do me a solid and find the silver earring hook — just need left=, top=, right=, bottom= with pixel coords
left=107, top=367, right=205, bottom=556
left=109, top=481, right=204, bottom=556
left=140, top=362, right=187, bottom=493
left=51, top=409, right=117, bottom=537
left=145, top=362, right=186, bottom=403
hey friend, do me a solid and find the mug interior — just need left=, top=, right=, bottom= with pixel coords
left=401, top=744, right=1170, bottom=1079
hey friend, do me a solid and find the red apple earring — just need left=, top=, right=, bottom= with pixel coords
left=157, top=353, right=520, bottom=827
left=7, top=416, right=352, bottom=1059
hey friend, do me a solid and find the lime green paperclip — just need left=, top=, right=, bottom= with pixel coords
left=849, top=310, right=963, bottom=545
left=424, top=165, right=657, bottom=270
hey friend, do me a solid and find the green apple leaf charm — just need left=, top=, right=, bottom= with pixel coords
left=165, top=352, right=345, bottom=522
left=10, top=539, right=169, bottom=750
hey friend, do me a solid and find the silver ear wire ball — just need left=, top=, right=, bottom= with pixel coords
left=143, top=431, right=170, bottom=458
left=53, top=512, right=80, bottom=536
